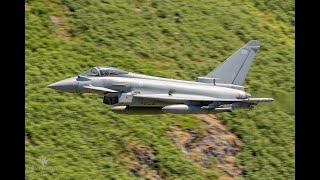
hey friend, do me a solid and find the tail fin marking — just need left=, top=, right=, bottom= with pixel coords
left=206, top=40, right=260, bottom=86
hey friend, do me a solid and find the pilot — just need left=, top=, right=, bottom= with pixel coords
left=100, top=70, right=109, bottom=76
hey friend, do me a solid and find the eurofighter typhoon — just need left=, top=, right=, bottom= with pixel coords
left=49, top=40, right=273, bottom=114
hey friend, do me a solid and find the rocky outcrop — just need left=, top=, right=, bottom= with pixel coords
left=170, top=114, right=243, bottom=179
left=124, top=142, right=164, bottom=180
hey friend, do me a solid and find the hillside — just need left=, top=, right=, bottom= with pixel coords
left=26, top=0, right=294, bottom=179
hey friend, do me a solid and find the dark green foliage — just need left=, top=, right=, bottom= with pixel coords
left=26, top=0, right=294, bottom=179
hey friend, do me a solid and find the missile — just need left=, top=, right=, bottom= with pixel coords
left=161, top=104, right=232, bottom=114
left=110, top=106, right=163, bottom=114
left=110, top=104, right=233, bottom=114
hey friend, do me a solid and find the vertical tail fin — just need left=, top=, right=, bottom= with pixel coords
left=206, top=40, right=260, bottom=86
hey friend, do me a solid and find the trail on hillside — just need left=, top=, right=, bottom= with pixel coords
left=170, top=114, right=243, bottom=179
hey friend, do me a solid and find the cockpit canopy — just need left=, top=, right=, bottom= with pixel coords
left=80, top=67, right=128, bottom=77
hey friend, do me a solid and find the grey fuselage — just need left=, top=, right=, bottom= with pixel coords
left=77, top=72, right=248, bottom=106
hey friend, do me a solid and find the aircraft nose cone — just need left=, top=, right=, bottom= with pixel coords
left=48, top=77, right=77, bottom=92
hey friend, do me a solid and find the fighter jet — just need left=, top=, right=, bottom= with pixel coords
left=48, top=40, right=273, bottom=114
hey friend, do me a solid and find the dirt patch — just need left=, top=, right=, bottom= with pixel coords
left=170, top=114, right=243, bottom=179
left=123, top=142, right=164, bottom=180
left=49, top=14, right=70, bottom=39
left=260, top=11, right=275, bottom=25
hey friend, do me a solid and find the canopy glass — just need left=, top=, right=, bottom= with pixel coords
left=81, top=67, right=128, bottom=77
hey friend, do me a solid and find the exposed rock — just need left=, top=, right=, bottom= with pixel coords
left=125, top=142, right=164, bottom=180
left=169, top=114, right=243, bottom=179
left=131, top=143, right=156, bottom=166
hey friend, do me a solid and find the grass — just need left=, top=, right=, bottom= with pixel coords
left=26, top=0, right=294, bottom=179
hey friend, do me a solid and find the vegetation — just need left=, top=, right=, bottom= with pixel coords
left=26, top=0, right=294, bottom=179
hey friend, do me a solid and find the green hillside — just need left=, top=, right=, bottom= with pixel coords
left=26, top=0, right=294, bottom=179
